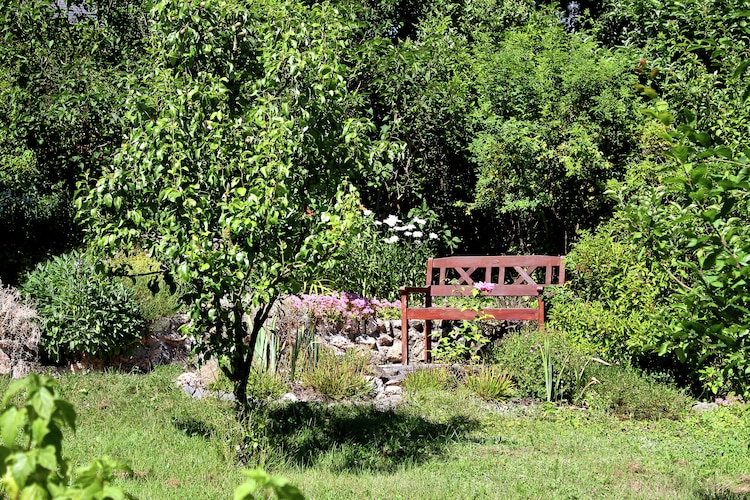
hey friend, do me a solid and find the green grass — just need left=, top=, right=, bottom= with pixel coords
left=1, top=366, right=749, bottom=499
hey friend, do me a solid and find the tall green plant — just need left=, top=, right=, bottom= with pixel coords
left=21, top=251, right=147, bottom=363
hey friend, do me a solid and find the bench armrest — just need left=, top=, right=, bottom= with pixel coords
left=399, top=286, right=431, bottom=295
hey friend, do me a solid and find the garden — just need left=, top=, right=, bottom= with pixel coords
left=2, top=0, right=750, bottom=498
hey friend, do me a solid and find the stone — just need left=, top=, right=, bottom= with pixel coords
left=377, top=334, right=394, bottom=347
left=384, top=385, right=403, bottom=396
left=386, top=342, right=403, bottom=363
left=280, top=392, right=299, bottom=402
left=692, top=401, right=719, bottom=412
left=355, top=335, right=377, bottom=349
left=0, top=349, right=10, bottom=376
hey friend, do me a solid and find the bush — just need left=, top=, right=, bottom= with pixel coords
left=21, top=251, right=147, bottom=363
left=463, top=365, right=515, bottom=402
left=492, top=327, right=598, bottom=402
left=111, top=251, right=184, bottom=321
left=583, top=364, right=692, bottom=420
left=301, top=347, right=371, bottom=400
left=548, top=225, right=671, bottom=363
left=0, top=282, right=40, bottom=375
left=327, top=209, right=458, bottom=301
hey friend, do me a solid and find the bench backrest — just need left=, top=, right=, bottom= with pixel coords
left=425, top=255, right=565, bottom=297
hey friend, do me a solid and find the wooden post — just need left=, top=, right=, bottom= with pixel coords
left=400, top=291, right=409, bottom=364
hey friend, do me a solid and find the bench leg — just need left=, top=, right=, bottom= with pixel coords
left=401, top=314, right=409, bottom=365
left=424, top=320, right=432, bottom=363
left=538, top=295, right=545, bottom=330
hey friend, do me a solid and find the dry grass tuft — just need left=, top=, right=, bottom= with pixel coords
left=0, top=281, right=41, bottom=377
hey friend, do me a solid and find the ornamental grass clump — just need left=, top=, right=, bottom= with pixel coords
left=301, top=347, right=371, bottom=400
left=463, top=365, right=515, bottom=402
left=403, top=366, right=458, bottom=393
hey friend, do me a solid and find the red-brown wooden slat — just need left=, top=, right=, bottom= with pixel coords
left=406, top=308, right=539, bottom=321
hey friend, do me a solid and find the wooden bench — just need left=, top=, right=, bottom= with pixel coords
left=399, top=255, right=565, bottom=364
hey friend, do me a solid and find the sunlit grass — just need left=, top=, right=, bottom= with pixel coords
left=1, top=366, right=749, bottom=499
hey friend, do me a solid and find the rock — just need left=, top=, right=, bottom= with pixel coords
left=0, top=349, right=10, bottom=376
left=384, top=385, right=402, bottom=396
left=377, top=334, right=394, bottom=347
left=355, top=335, right=377, bottom=349
left=280, top=392, right=299, bottom=402
left=198, top=359, right=221, bottom=387
left=328, top=334, right=354, bottom=351
left=693, top=401, right=719, bottom=412
left=386, top=342, right=403, bottom=363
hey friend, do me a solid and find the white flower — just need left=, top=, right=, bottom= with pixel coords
left=412, top=231, right=423, bottom=238
left=404, top=223, right=416, bottom=230
left=383, top=235, right=399, bottom=244
left=404, top=231, right=412, bottom=237
left=429, top=232, right=438, bottom=239
left=363, top=209, right=372, bottom=216
left=383, top=215, right=401, bottom=227
left=413, top=217, right=427, bottom=226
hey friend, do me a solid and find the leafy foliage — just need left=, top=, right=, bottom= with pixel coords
left=548, top=224, right=672, bottom=363
left=328, top=209, right=457, bottom=301
left=0, top=0, right=149, bottom=283
left=0, top=374, right=130, bottom=499
left=492, top=328, right=597, bottom=402
left=468, top=10, right=640, bottom=252
left=234, top=468, right=304, bottom=500
left=112, top=252, right=184, bottom=321
left=617, top=103, right=750, bottom=395
left=21, top=251, right=147, bottom=363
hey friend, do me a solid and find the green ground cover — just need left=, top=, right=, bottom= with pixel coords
left=2, top=365, right=748, bottom=499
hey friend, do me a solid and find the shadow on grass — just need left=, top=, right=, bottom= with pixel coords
left=260, top=402, right=481, bottom=472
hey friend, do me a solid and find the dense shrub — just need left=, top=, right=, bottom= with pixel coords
left=21, top=251, right=146, bottom=363
left=112, top=251, right=184, bottom=321
left=492, top=327, right=599, bottom=402
left=548, top=224, right=671, bottom=363
left=0, top=282, right=40, bottom=375
left=583, top=364, right=692, bottom=420
left=327, top=209, right=458, bottom=301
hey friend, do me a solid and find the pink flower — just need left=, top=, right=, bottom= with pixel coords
left=474, top=282, right=495, bottom=293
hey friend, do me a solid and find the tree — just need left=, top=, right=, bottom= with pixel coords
left=467, top=10, right=640, bottom=253
left=0, top=0, right=149, bottom=283
left=78, top=0, right=396, bottom=414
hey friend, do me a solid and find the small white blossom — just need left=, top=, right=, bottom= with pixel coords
left=404, top=231, right=412, bottom=237
left=412, top=230, right=423, bottom=238
left=413, top=217, right=427, bottom=226
left=362, top=209, right=372, bottom=216
left=383, top=235, right=399, bottom=244
left=429, top=232, right=438, bottom=239
left=383, top=214, right=401, bottom=227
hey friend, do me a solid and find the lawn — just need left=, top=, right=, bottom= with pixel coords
left=2, top=364, right=748, bottom=499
